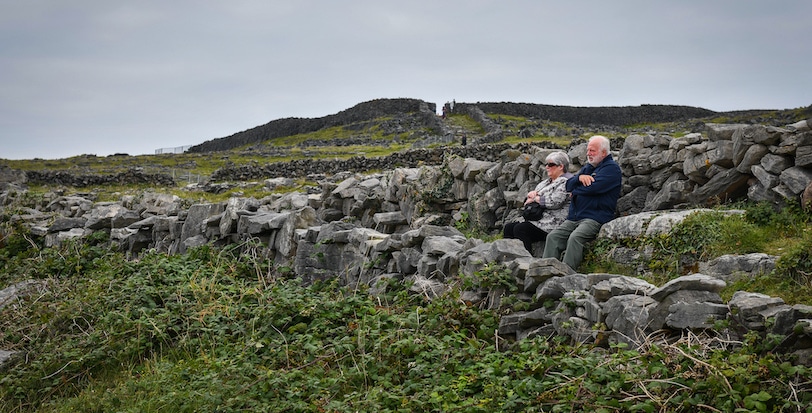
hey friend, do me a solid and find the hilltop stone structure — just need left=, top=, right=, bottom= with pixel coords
left=2, top=118, right=812, bottom=365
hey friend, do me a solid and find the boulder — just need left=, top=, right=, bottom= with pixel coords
left=688, top=168, right=749, bottom=205
left=603, top=294, right=658, bottom=346
left=650, top=274, right=726, bottom=301
left=590, top=276, right=656, bottom=302
left=523, top=258, right=576, bottom=293
left=274, top=207, right=320, bottom=257
left=648, top=290, right=724, bottom=330
left=237, top=211, right=288, bottom=235
left=179, top=203, right=225, bottom=251
left=421, top=235, right=464, bottom=257
left=779, top=166, right=812, bottom=195
left=728, top=291, right=788, bottom=331
left=45, top=196, right=93, bottom=217
left=139, top=192, right=182, bottom=216
left=84, top=203, right=139, bottom=230
left=699, top=253, right=777, bottom=282
left=772, top=304, right=812, bottom=336
left=535, top=273, right=590, bottom=300
left=460, top=238, right=530, bottom=276
left=48, top=217, right=87, bottom=233
left=666, top=301, right=729, bottom=329
left=219, top=197, right=260, bottom=236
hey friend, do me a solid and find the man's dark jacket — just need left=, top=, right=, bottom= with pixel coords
left=565, top=154, right=622, bottom=224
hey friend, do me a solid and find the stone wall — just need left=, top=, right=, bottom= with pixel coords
left=209, top=142, right=560, bottom=182
left=617, top=119, right=812, bottom=215
left=24, top=168, right=175, bottom=188
left=184, top=97, right=802, bottom=155
left=3, top=119, right=812, bottom=363
left=470, top=102, right=718, bottom=127
left=206, top=98, right=723, bottom=153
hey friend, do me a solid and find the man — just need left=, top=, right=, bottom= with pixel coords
left=542, top=135, right=622, bottom=270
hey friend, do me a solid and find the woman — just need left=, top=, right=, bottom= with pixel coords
left=503, top=151, right=572, bottom=253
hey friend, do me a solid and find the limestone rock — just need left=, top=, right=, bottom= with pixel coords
left=728, top=291, right=788, bottom=331
left=590, top=276, right=656, bottom=302
left=650, top=274, right=726, bottom=301
left=779, top=166, right=812, bottom=195
left=603, top=294, right=658, bottom=346
left=535, top=273, right=590, bottom=300
left=699, top=253, right=777, bottom=282
left=648, top=290, right=724, bottom=330
left=665, top=301, right=729, bottom=329
left=772, top=304, right=812, bottom=336
left=523, top=258, right=576, bottom=293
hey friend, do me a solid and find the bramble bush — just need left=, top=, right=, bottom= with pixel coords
left=1, top=232, right=811, bottom=412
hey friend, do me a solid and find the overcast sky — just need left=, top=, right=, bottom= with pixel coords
left=1, top=1, right=810, bottom=160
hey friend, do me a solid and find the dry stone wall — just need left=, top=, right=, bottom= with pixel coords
left=618, top=120, right=812, bottom=215
left=23, top=168, right=175, bottom=188
left=186, top=98, right=732, bottom=154
left=3, top=119, right=812, bottom=364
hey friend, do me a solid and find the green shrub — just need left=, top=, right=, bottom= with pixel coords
left=775, top=230, right=812, bottom=285
left=743, top=200, right=811, bottom=236
left=2, top=217, right=812, bottom=412
left=585, top=204, right=812, bottom=304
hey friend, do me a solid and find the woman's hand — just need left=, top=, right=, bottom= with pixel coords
left=525, top=190, right=540, bottom=205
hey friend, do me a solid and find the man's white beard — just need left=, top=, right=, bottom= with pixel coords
left=588, top=153, right=606, bottom=167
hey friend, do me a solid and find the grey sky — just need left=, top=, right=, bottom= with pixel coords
left=1, top=1, right=810, bottom=160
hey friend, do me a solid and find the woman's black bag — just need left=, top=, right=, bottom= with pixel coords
left=521, top=202, right=545, bottom=221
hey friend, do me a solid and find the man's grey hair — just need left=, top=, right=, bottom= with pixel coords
left=545, top=151, right=570, bottom=171
left=589, top=135, right=611, bottom=154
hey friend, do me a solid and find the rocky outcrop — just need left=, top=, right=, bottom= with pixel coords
left=3, top=119, right=812, bottom=365
left=0, top=166, right=27, bottom=191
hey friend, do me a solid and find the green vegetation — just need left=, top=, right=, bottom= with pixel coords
left=1, top=152, right=245, bottom=178
left=0, top=116, right=421, bottom=177
left=488, top=115, right=588, bottom=146
left=0, top=114, right=428, bottom=203
left=21, top=177, right=317, bottom=205
left=3, top=105, right=812, bottom=411
left=1, top=233, right=810, bottom=412
left=445, top=113, right=486, bottom=135
left=584, top=201, right=812, bottom=304
left=253, top=122, right=404, bottom=148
